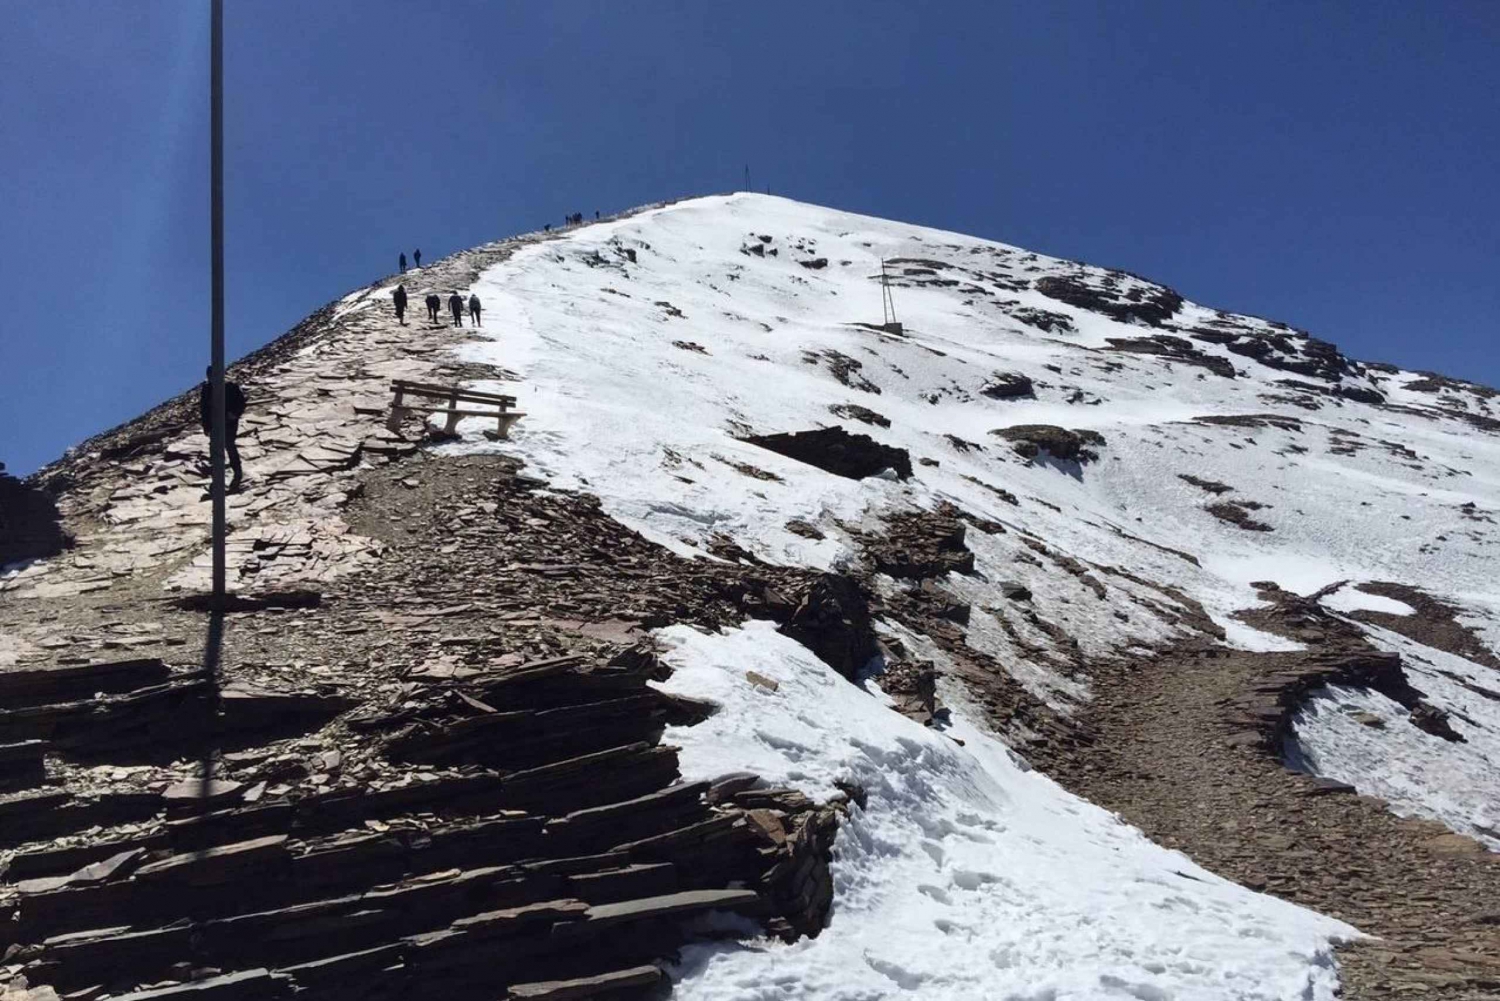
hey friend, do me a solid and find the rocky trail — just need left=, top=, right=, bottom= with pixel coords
left=1031, top=632, right=1500, bottom=999
left=0, top=208, right=868, bottom=999
left=6, top=192, right=1500, bottom=1000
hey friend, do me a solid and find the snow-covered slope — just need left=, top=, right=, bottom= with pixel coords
left=444, top=193, right=1500, bottom=997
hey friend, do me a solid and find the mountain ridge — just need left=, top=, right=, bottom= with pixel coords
left=3, top=193, right=1498, bottom=1000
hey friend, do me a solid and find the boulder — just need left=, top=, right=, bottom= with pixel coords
left=1034, top=274, right=1182, bottom=327
left=777, top=574, right=879, bottom=681
left=742, top=427, right=911, bottom=480
left=980, top=372, right=1035, bottom=400
left=991, top=425, right=1105, bottom=464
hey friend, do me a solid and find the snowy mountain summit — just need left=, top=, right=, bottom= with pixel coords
left=457, top=194, right=1500, bottom=998
left=4, top=194, right=1499, bottom=1000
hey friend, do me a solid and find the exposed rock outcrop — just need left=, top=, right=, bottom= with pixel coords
left=1034, top=273, right=1183, bottom=328
left=742, top=427, right=912, bottom=481
left=980, top=372, right=1035, bottom=400
left=775, top=574, right=880, bottom=682
left=990, top=425, right=1105, bottom=464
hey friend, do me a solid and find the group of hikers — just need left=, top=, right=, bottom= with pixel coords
left=398, top=249, right=422, bottom=273
left=391, top=284, right=481, bottom=328
left=544, top=210, right=599, bottom=233
left=196, top=258, right=485, bottom=494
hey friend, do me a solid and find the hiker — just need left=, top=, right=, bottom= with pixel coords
left=413, top=248, right=422, bottom=268
left=199, top=366, right=247, bottom=493
left=448, top=292, right=465, bottom=327
left=468, top=293, right=482, bottom=326
left=544, top=224, right=550, bottom=232
left=399, top=252, right=407, bottom=274
left=594, top=210, right=599, bottom=220
left=425, top=293, right=441, bottom=324
left=392, top=284, right=408, bottom=325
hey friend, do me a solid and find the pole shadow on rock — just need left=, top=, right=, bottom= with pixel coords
left=197, top=608, right=224, bottom=803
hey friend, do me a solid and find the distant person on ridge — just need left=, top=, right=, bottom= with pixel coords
left=468, top=293, right=482, bottom=327
left=425, top=293, right=441, bottom=324
left=392, top=284, right=408, bottom=325
left=399, top=252, right=407, bottom=274
left=413, top=248, right=422, bottom=268
left=199, top=366, right=247, bottom=494
left=448, top=292, right=465, bottom=327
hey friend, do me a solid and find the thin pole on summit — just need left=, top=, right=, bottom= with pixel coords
left=209, top=0, right=226, bottom=606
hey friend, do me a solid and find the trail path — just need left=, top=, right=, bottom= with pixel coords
left=1031, top=642, right=1500, bottom=999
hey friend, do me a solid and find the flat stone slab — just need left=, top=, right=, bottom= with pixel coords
left=112, top=968, right=275, bottom=1000
left=582, top=887, right=760, bottom=927
left=507, top=965, right=663, bottom=999
left=133, top=834, right=289, bottom=885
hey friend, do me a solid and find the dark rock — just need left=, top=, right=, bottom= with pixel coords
left=1178, top=474, right=1233, bottom=495
left=827, top=403, right=890, bottom=428
left=1409, top=702, right=1466, bottom=743
left=1106, top=335, right=1238, bottom=379
left=990, top=425, right=1106, bottom=464
left=998, top=581, right=1032, bottom=601
left=0, top=658, right=171, bottom=709
left=867, top=507, right=976, bottom=579
left=1008, top=306, right=1074, bottom=333
left=1035, top=274, right=1182, bottom=327
left=784, top=519, right=825, bottom=540
left=1206, top=502, right=1273, bottom=532
left=0, top=739, right=48, bottom=791
left=981, top=372, right=1035, bottom=400
left=133, top=834, right=290, bottom=886
left=778, top=574, right=879, bottom=681
left=580, top=888, right=759, bottom=929
left=743, top=427, right=911, bottom=480
left=109, top=968, right=275, bottom=999
left=507, top=965, right=663, bottom=999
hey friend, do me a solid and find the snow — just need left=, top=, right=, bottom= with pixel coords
left=434, top=192, right=1500, bottom=988
left=1318, top=589, right=1415, bottom=617
left=1290, top=621, right=1500, bottom=851
left=456, top=193, right=1500, bottom=693
left=655, top=621, right=1354, bottom=1001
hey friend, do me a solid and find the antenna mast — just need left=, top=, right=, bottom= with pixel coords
left=881, top=259, right=898, bottom=330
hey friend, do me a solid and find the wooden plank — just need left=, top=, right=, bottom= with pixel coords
left=390, top=379, right=516, bottom=406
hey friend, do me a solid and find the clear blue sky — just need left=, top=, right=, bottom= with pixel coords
left=3, top=1, right=1497, bottom=475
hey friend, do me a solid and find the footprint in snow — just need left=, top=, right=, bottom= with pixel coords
left=864, top=955, right=928, bottom=990
left=755, top=730, right=813, bottom=760
left=1098, top=974, right=1173, bottom=1001
left=917, top=883, right=952, bottom=905
left=950, top=869, right=1002, bottom=891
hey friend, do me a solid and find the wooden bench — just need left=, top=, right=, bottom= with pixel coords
left=386, top=380, right=526, bottom=439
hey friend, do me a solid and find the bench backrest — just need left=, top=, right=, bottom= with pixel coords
left=391, top=379, right=516, bottom=408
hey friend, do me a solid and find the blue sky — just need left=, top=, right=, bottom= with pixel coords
left=3, top=1, right=1497, bottom=475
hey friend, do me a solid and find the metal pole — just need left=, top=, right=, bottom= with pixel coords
left=209, top=0, right=226, bottom=606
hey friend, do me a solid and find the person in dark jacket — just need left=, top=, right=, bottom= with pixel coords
left=393, top=284, right=408, bottom=325
left=199, top=367, right=247, bottom=493
left=448, top=292, right=465, bottom=327
left=425, top=293, right=441, bottom=324
left=413, top=248, right=422, bottom=268
left=467, top=293, right=482, bottom=327
left=399, top=252, right=407, bottom=274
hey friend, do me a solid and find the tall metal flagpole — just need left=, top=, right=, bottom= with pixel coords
left=209, top=0, right=226, bottom=606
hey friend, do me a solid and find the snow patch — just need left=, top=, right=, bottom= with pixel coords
left=656, top=621, right=1355, bottom=1000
